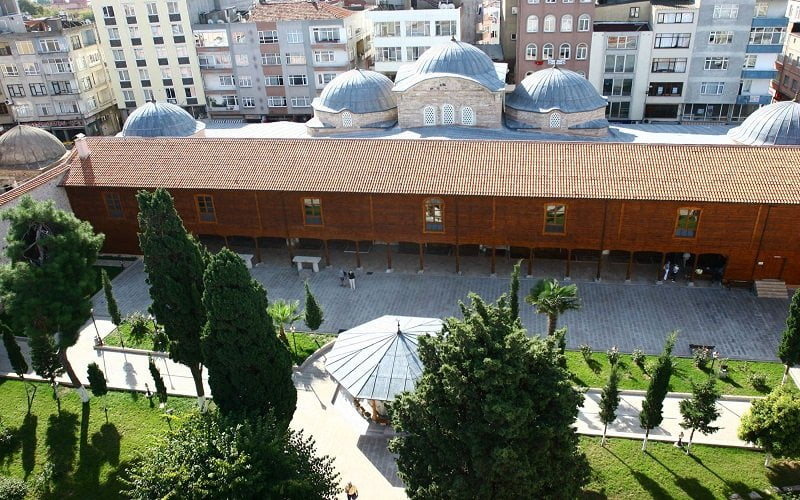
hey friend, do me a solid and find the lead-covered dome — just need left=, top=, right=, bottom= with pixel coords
left=506, top=67, right=607, bottom=113
left=313, top=69, right=396, bottom=114
left=121, top=101, right=204, bottom=137
left=728, top=101, right=800, bottom=146
left=394, top=40, right=506, bottom=91
left=0, top=125, right=67, bottom=170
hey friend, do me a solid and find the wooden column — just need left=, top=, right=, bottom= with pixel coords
left=287, top=238, right=295, bottom=261
left=418, top=243, right=424, bottom=272
left=595, top=251, right=603, bottom=281
left=386, top=243, right=392, bottom=271
left=323, top=239, right=331, bottom=267
left=455, top=244, right=460, bottom=274
left=528, top=248, right=534, bottom=277
left=690, top=253, right=699, bottom=283
left=355, top=241, right=361, bottom=269
left=223, top=236, right=229, bottom=248
left=254, top=237, right=261, bottom=263
left=626, top=252, right=633, bottom=281
left=491, top=246, right=496, bottom=275
left=565, top=249, right=571, bottom=278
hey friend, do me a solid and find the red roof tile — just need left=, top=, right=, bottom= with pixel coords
left=251, top=1, right=355, bottom=22
left=60, top=137, right=800, bottom=204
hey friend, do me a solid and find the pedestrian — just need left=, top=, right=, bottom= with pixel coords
left=345, top=481, right=359, bottom=500
left=671, top=264, right=680, bottom=282
left=348, top=270, right=356, bottom=290
left=675, top=431, right=684, bottom=448
left=662, top=261, right=671, bottom=281
left=339, top=269, right=346, bottom=287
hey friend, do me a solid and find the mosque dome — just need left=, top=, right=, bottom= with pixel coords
left=121, top=101, right=203, bottom=137
left=394, top=40, right=506, bottom=91
left=727, top=101, right=800, bottom=146
left=506, top=67, right=607, bottom=114
left=0, top=125, right=67, bottom=170
left=313, top=69, right=397, bottom=114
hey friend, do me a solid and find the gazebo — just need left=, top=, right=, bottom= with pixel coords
left=326, top=315, right=442, bottom=422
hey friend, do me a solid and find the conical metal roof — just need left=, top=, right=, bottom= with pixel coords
left=121, top=101, right=204, bottom=137
left=313, top=69, right=396, bottom=114
left=394, top=40, right=506, bottom=92
left=0, top=125, right=67, bottom=170
left=506, top=67, right=607, bottom=113
left=326, top=315, right=442, bottom=401
left=728, top=101, right=800, bottom=146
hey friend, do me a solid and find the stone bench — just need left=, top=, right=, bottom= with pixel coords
left=292, top=255, right=321, bottom=272
left=238, top=253, right=254, bottom=269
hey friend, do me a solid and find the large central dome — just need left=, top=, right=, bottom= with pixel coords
left=506, top=67, right=607, bottom=114
left=0, top=125, right=67, bottom=170
left=121, top=101, right=204, bottom=137
left=394, top=40, right=506, bottom=92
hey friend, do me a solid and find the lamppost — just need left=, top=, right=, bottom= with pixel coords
left=89, top=308, right=104, bottom=346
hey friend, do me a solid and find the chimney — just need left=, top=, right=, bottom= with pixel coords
left=74, top=133, right=90, bottom=159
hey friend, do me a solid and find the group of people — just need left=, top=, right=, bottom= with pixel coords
left=662, top=261, right=682, bottom=282
left=340, top=269, right=357, bottom=289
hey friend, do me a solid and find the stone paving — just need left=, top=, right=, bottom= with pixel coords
left=95, top=259, right=790, bottom=360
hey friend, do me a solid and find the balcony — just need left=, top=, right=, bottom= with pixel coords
left=736, top=94, right=772, bottom=104
left=746, top=44, right=783, bottom=53
left=751, top=17, right=789, bottom=28
left=741, top=69, right=778, bottom=79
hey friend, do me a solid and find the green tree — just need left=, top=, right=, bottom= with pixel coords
left=148, top=357, right=168, bottom=408
left=268, top=299, right=301, bottom=346
left=303, top=281, right=324, bottom=332
left=778, top=289, right=800, bottom=386
left=202, top=249, right=296, bottom=424
left=1, top=324, right=36, bottom=413
left=86, top=362, right=109, bottom=422
left=101, top=268, right=124, bottom=348
left=510, top=261, right=521, bottom=321
left=389, top=293, right=589, bottom=499
left=679, top=377, right=721, bottom=454
left=738, top=386, right=800, bottom=466
left=525, top=278, right=581, bottom=336
left=123, top=411, right=338, bottom=499
left=18, top=0, right=44, bottom=15
left=639, top=332, right=677, bottom=451
left=599, top=365, right=621, bottom=446
left=29, top=333, right=64, bottom=412
left=137, top=188, right=207, bottom=408
left=0, top=196, right=103, bottom=403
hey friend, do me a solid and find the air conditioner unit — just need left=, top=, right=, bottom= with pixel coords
left=510, top=33, right=517, bottom=40
left=226, top=105, right=236, bottom=110
left=511, top=6, right=518, bottom=14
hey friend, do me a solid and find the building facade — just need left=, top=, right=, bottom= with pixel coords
left=772, top=0, right=800, bottom=99
left=0, top=4, right=119, bottom=139
left=368, top=7, right=461, bottom=76
left=91, top=0, right=207, bottom=119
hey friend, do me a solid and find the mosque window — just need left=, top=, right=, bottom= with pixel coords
left=527, top=15, right=538, bottom=33
left=461, top=107, right=475, bottom=126
left=342, top=112, right=353, bottom=128
left=545, top=204, right=566, bottom=233
left=576, top=43, right=588, bottom=60
left=525, top=43, right=537, bottom=60
left=675, top=208, right=700, bottom=238
left=441, top=104, right=455, bottom=125
left=561, top=15, right=573, bottom=32
left=424, top=198, right=444, bottom=232
left=543, top=15, right=556, bottom=32
left=423, top=106, right=436, bottom=126
left=196, top=195, right=216, bottom=223
left=559, top=43, right=571, bottom=60
left=104, top=193, right=124, bottom=218
left=578, top=14, right=591, bottom=32
left=549, top=113, right=562, bottom=129
left=303, top=198, right=323, bottom=225
left=543, top=43, right=554, bottom=60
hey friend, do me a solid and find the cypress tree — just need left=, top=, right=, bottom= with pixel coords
left=640, top=332, right=677, bottom=451
left=778, top=289, right=800, bottom=386
left=2, top=324, right=36, bottom=413
left=87, top=362, right=109, bottom=422
left=102, top=268, right=124, bottom=348
left=509, top=261, right=521, bottom=321
left=599, top=365, right=621, bottom=446
left=679, top=377, right=721, bottom=454
left=29, top=333, right=64, bottom=412
left=303, top=281, right=324, bottom=332
left=148, top=357, right=168, bottom=407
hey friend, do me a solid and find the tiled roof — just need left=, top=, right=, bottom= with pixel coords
left=251, top=1, right=354, bottom=22
left=61, top=137, right=800, bottom=205
left=0, top=161, right=71, bottom=207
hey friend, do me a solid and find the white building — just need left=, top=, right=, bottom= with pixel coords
left=367, top=7, right=461, bottom=76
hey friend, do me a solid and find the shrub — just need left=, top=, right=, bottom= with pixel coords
left=0, top=419, right=12, bottom=447
left=126, top=312, right=151, bottom=344
left=718, top=358, right=730, bottom=379
left=692, top=347, right=711, bottom=369
left=631, top=349, right=646, bottom=370
left=0, top=476, right=27, bottom=500
left=606, top=346, right=620, bottom=366
left=31, top=462, right=54, bottom=497
left=579, top=344, right=593, bottom=362
left=152, top=327, right=169, bottom=352
left=749, top=372, right=768, bottom=391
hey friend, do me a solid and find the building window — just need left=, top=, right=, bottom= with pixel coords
left=700, top=81, right=725, bottom=95
left=104, top=193, right=124, bottom=218
left=242, top=97, right=255, bottom=108
left=287, top=31, right=302, bottom=43
left=259, top=30, right=278, bottom=43
left=407, top=46, right=429, bottom=61
left=377, top=47, right=402, bottom=62
left=576, top=43, right=588, bottom=60
left=748, top=27, right=785, bottom=45
left=741, top=79, right=753, bottom=93
left=603, top=78, right=633, bottom=96
left=525, top=43, right=538, bottom=60
left=559, top=43, right=571, bottom=59
left=265, top=75, right=284, bottom=86
left=441, top=104, right=455, bottom=125
left=285, top=53, right=306, bottom=65
left=461, top=106, right=475, bottom=126
left=630, top=7, right=640, bottom=17
left=291, top=96, right=310, bottom=107
left=754, top=2, right=768, bottom=16
left=29, top=83, right=47, bottom=96
left=543, top=15, right=556, bottom=32
left=704, top=57, right=729, bottom=71
left=675, top=208, right=699, bottom=237
left=651, top=57, right=687, bottom=73
left=561, top=15, right=573, bottom=32
left=578, top=14, right=591, bottom=32
left=743, top=55, right=757, bottom=69
left=607, top=35, right=636, bottom=49
left=406, top=21, right=431, bottom=36
left=1, top=64, right=18, bottom=77
left=39, top=39, right=62, bottom=53
left=239, top=75, right=252, bottom=87
left=262, top=53, right=281, bottom=65
left=288, top=74, right=308, bottom=86
left=435, top=21, right=457, bottom=37
left=303, top=198, right=323, bottom=225
left=424, top=198, right=444, bottom=232
left=423, top=106, right=436, bottom=126
left=268, top=96, right=287, bottom=107
left=236, top=54, right=249, bottom=66
left=375, top=22, right=401, bottom=37
left=708, top=31, right=733, bottom=45
left=313, top=27, right=341, bottom=43
left=102, top=6, right=115, bottom=18
left=607, top=101, right=630, bottom=119
left=712, top=4, right=739, bottom=19
left=654, top=33, right=691, bottom=48
left=604, top=54, right=635, bottom=73
left=657, top=12, right=694, bottom=23
left=542, top=43, right=554, bottom=60
left=16, top=41, right=35, bottom=54
left=317, top=72, right=337, bottom=85
left=6, top=84, right=24, bottom=97
left=544, top=204, right=566, bottom=233
left=196, top=195, right=216, bottom=222
left=527, top=15, right=538, bottom=33
left=648, top=81, right=683, bottom=96
left=342, top=111, right=353, bottom=127
left=549, top=113, right=561, bottom=128
left=314, top=50, right=335, bottom=63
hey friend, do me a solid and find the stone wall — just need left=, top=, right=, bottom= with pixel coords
left=313, top=107, right=398, bottom=130
left=396, top=77, right=504, bottom=129
left=505, top=106, right=608, bottom=137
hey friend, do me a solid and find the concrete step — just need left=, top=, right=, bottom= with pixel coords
left=754, top=280, right=788, bottom=299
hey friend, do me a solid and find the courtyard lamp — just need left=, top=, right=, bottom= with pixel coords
left=89, top=308, right=105, bottom=346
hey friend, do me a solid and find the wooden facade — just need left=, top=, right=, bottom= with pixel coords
left=65, top=186, right=800, bottom=286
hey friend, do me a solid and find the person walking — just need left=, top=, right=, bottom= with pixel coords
left=348, top=270, right=356, bottom=290
left=671, top=264, right=680, bottom=282
left=662, top=261, right=671, bottom=282
left=345, top=481, right=359, bottom=500
left=339, top=269, right=346, bottom=287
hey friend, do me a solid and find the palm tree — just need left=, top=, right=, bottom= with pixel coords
left=267, top=299, right=301, bottom=348
left=525, top=278, right=581, bottom=336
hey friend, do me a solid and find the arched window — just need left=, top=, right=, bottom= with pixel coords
left=525, top=43, right=538, bottom=60
left=424, top=198, right=444, bottom=232
left=542, top=43, right=554, bottom=60
left=423, top=105, right=436, bottom=126
left=461, top=106, right=475, bottom=126
left=560, top=14, right=573, bottom=32
left=549, top=113, right=562, bottom=128
left=341, top=111, right=353, bottom=128
left=527, top=0, right=539, bottom=4
left=441, top=104, right=455, bottom=125
left=578, top=14, right=591, bottom=31
left=526, top=15, right=539, bottom=32
left=576, top=43, right=588, bottom=60
left=543, top=15, right=556, bottom=32
left=559, top=43, right=571, bottom=60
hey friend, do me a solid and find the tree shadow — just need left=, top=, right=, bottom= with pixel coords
left=632, top=471, right=671, bottom=499
left=93, top=423, right=121, bottom=467
left=20, top=413, right=37, bottom=479
left=587, top=358, right=602, bottom=374
left=688, top=453, right=757, bottom=497
left=646, top=451, right=715, bottom=500
left=45, top=411, right=79, bottom=478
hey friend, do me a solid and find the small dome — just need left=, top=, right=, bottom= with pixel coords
left=121, top=101, right=203, bottom=137
left=314, top=69, right=396, bottom=114
left=394, top=40, right=505, bottom=91
left=0, top=125, right=67, bottom=170
left=506, top=68, right=607, bottom=114
left=728, top=101, right=800, bottom=146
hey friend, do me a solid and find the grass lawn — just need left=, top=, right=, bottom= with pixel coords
left=581, top=436, right=800, bottom=499
left=103, top=321, right=158, bottom=351
left=286, top=332, right=336, bottom=365
left=0, top=379, right=195, bottom=499
left=566, top=351, right=794, bottom=396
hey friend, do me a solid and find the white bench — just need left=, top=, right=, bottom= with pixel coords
left=238, top=253, right=254, bottom=269
left=292, top=255, right=321, bottom=272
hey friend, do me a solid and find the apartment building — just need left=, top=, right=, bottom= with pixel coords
left=92, top=0, right=206, bottom=119
left=513, top=0, right=595, bottom=82
left=0, top=1, right=119, bottom=139
left=478, top=0, right=501, bottom=44
left=771, top=0, right=797, bottom=100
left=368, top=6, right=461, bottom=75
left=247, top=1, right=371, bottom=121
